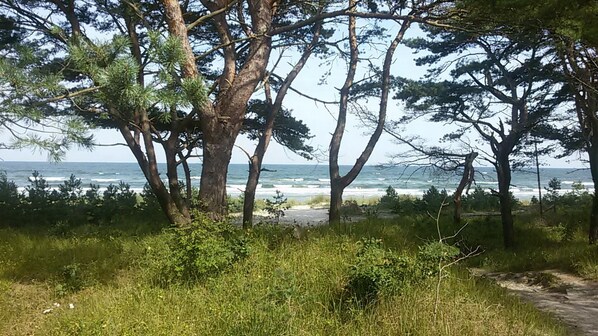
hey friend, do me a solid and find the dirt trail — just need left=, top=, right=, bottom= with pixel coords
left=471, top=269, right=598, bottom=335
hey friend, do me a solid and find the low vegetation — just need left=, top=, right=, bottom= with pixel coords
left=1, top=175, right=594, bottom=335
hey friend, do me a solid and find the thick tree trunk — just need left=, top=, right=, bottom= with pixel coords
left=162, top=0, right=273, bottom=219
left=496, top=154, right=514, bottom=248
left=199, top=126, right=237, bottom=219
left=588, top=145, right=598, bottom=244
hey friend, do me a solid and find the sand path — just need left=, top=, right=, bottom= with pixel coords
left=471, top=269, right=598, bottom=335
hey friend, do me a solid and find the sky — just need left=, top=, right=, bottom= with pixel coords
left=0, top=20, right=588, bottom=169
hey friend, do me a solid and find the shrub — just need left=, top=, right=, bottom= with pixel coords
left=264, top=190, right=289, bottom=224
left=101, top=182, right=137, bottom=222
left=422, top=186, right=449, bottom=213
left=139, top=183, right=163, bottom=216
left=166, top=214, right=248, bottom=282
left=462, top=186, right=499, bottom=211
left=227, top=194, right=244, bottom=213
left=343, top=239, right=413, bottom=306
left=340, top=200, right=363, bottom=217
left=0, top=172, right=21, bottom=224
left=379, top=186, right=400, bottom=210
left=343, top=238, right=460, bottom=307
left=416, top=241, right=460, bottom=278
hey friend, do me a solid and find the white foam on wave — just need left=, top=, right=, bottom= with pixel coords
left=318, top=178, right=330, bottom=182
left=91, top=178, right=121, bottom=183
left=29, top=176, right=66, bottom=182
left=282, top=178, right=304, bottom=182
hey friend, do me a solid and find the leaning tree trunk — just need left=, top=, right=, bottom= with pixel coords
left=117, top=120, right=191, bottom=226
left=164, top=137, right=190, bottom=219
left=496, top=153, right=515, bottom=248
left=454, top=152, right=477, bottom=224
left=328, top=5, right=411, bottom=224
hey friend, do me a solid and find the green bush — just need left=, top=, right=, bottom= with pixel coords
left=264, top=190, right=289, bottom=224
left=379, top=186, right=400, bottom=209
left=166, top=213, right=248, bottom=282
left=227, top=194, right=245, bottom=213
left=421, top=186, right=449, bottom=213
left=343, top=238, right=460, bottom=307
left=462, top=186, right=499, bottom=211
left=0, top=172, right=21, bottom=224
left=416, top=241, right=460, bottom=278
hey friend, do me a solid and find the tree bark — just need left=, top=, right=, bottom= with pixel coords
left=243, top=155, right=261, bottom=229
left=242, top=21, right=322, bottom=228
left=496, top=152, right=514, bottom=248
left=199, top=124, right=238, bottom=219
left=589, top=145, right=598, bottom=244
left=328, top=1, right=358, bottom=225
left=116, top=120, right=190, bottom=226
left=162, top=0, right=273, bottom=219
left=330, top=180, right=344, bottom=224
left=454, top=152, right=477, bottom=224
left=164, top=135, right=190, bottom=218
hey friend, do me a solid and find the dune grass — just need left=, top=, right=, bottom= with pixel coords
left=0, top=213, right=576, bottom=336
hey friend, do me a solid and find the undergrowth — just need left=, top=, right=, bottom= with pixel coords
left=0, top=216, right=572, bottom=335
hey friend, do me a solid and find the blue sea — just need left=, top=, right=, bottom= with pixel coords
left=0, top=161, right=593, bottom=200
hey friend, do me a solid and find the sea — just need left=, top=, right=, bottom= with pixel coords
left=0, top=161, right=593, bottom=201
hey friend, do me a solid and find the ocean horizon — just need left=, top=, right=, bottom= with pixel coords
left=0, top=161, right=593, bottom=201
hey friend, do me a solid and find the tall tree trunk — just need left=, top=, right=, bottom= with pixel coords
left=454, top=152, right=477, bottom=224
left=243, top=156, right=261, bottom=229
left=329, top=8, right=411, bottom=224
left=162, top=0, right=273, bottom=219
left=496, top=153, right=514, bottom=248
left=242, top=22, right=322, bottom=228
left=588, top=145, right=598, bottom=244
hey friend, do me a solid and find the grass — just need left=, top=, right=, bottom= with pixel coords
left=0, top=213, right=576, bottom=335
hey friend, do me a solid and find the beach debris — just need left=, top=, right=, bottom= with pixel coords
left=42, top=308, right=53, bottom=314
left=53, top=302, right=60, bottom=308
left=69, top=303, right=75, bottom=309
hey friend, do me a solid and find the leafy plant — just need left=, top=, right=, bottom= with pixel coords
left=264, top=190, right=289, bottom=224
left=166, top=213, right=248, bottom=282
left=342, top=238, right=451, bottom=308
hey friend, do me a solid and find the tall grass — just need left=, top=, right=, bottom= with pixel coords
left=0, top=217, right=570, bottom=335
